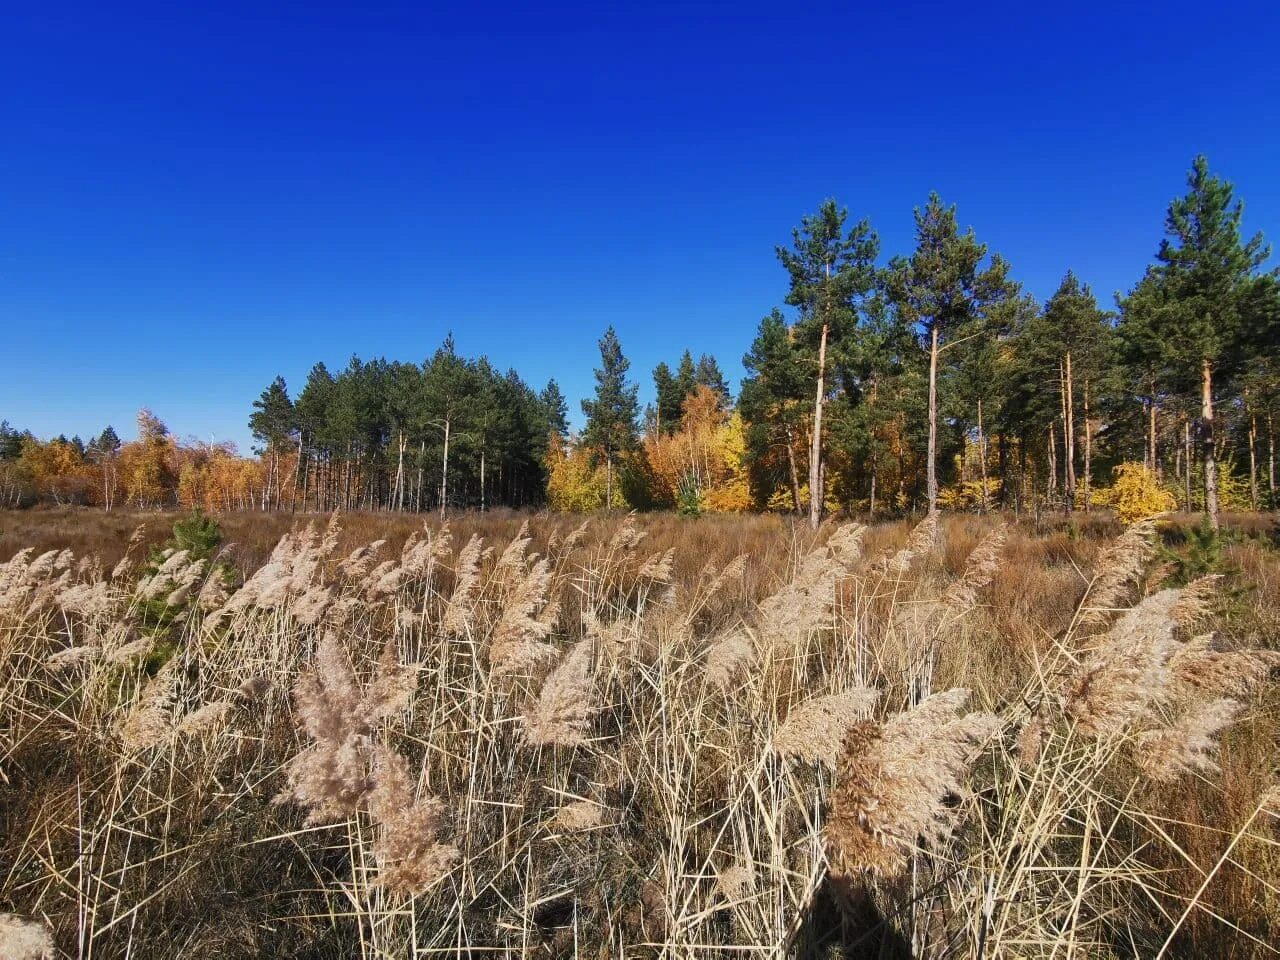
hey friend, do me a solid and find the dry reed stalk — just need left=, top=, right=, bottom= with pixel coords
left=826, top=688, right=1000, bottom=878
left=365, top=745, right=458, bottom=895
left=523, top=640, right=599, bottom=747
left=772, top=686, right=881, bottom=769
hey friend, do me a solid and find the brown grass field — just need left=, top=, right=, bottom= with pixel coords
left=0, top=506, right=1278, bottom=958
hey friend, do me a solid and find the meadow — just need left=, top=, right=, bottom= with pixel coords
left=0, top=506, right=1277, bottom=958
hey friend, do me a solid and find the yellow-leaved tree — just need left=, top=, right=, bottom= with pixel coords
left=643, top=386, right=752, bottom=512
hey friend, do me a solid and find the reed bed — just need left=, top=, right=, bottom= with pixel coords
left=0, top=510, right=1277, bottom=958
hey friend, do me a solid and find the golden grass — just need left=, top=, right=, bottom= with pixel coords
left=0, top=508, right=1277, bottom=957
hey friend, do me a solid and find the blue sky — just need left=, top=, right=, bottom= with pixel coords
left=3, top=1, right=1277, bottom=452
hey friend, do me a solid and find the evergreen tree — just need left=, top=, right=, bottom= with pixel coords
left=694, top=354, right=731, bottom=407
left=886, top=193, right=1012, bottom=514
left=739, top=308, right=808, bottom=513
left=581, top=326, right=639, bottom=509
left=249, top=375, right=296, bottom=510
left=653, top=361, right=682, bottom=433
left=540, top=379, right=569, bottom=438
left=776, top=199, right=879, bottom=527
left=1147, top=156, right=1273, bottom=527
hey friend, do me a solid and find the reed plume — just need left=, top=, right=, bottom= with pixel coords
left=442, top=535, right=485, bottom=634
left=1078, top=519, right=1158, bottom=629
left=826, top=688, right=1000, bottom=878
left=365, top=745, right=458, bottom=895
left=772, top=686, right=880, bottom=769
left=523, top=640, right=599, bottom=747
left=0, top=914, right=54, bottom=960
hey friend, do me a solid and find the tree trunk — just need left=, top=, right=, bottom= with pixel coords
left=977, top=398, right=988, bottom=514
left=1268, top=414, right=1277, bottom=511
left=605, top=452, right=613, bottom=511
left=1183, top=417, right=1193, bottom=511
left=1201, top=359, right=1219, bottom=529
left=927, top=325, right=939, bottom=515
left=1047, top=422, right=1057, bottom=503
left=1062, top=353, right=1076, bottom=514
left=1082, top=381, right=1092, bottom=513
left=439, top=416, right=451, bottom=521
left=1247, top=412, right=1259, bottom=512
left=784, top=425, right=802, bottom=516
left=480, top=445, right=487, bottom=513
left=808, top=321, right=829, bottom=530
left=1148, top=394, right=1159, bottom=481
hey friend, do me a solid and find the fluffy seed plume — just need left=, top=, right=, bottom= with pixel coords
left=825, top=688, right=1000, bottom=878
left=1078, top=519, right=1158, bottom=629
left=278, top=633, right=417, bottom=823
left=942, top=523, right=1008, bottom=613
left=489, top=556, right=559, bottom=677
left=1135, top=699, right=1242, bottom=782
left=0, top=914, right=54, bottom=960
left=756, top=523, right=865, bottom=659
left=704, top=629, right=756, bottom=689
left=442, top=535, right=485, bottom=634
left=773, top=687, right=881, bottom=769
left=365, top=746, right=458, bottom=895
left=870, top=513, right=938, bottom=577
left=523, top=640, right=599, bottom=747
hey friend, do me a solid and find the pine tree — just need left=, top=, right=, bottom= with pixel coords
left=653, top=361, right=682, bottom=433
left=540, top=379, right=569, bottom=438
left=694, top=354, right=731, bottom=407
left=1148, top=156, right=1273, bottom=528
left=886, top=194, right=1011, bottom=515
left=249, top=376, right=296, bottom=511
left=581, top=326, right=639, bottom=509
left=777, top=199, right=879, bottom=527
left=740, top=308, right=808, bottom=514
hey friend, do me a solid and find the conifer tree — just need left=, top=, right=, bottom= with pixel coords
left=581, top=326, right=639, bottom=509
left=1147, top=156, right=1273, bottom=528
left=886, top=194, right=1011, bottom=514
left=777, top=199, right=879, bottom=527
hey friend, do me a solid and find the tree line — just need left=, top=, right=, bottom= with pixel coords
left=4, top=155, right=1277, bottom=525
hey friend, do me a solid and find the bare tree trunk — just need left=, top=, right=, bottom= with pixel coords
left=809, top=321, right=829, bottom=530
left=1147, top=395, right=1158, bottom=477
left=977, top=398, right=988, bottom=514
left=439, top=416, right=451, bottom=521
left=1248, top=412, right=1259, bottom=512
left=605, top=453, right=613, bottom=512
left=1047, top=422, right=1057, bottom=503
left=480, top=445, right=487, bottom=513
left=927, top=325, right=939, bottom=515
left=1082, top=381, right=1092, bottom=513
left=784, top=425, right=802, bottom=516
left=394, top=431, right=406, bottom=511
left=1268, top=414, right=1277, bottom=510
left=1062, top=352, right=1076, bottom=514
left=1183, top=417, right=1193, bottom=511
left=869, top=469, right=876, bottom=519
left=1201, top=359, right=1219, bottom=530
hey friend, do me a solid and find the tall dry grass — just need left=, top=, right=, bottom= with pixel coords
left=0, top=508, right=1277, bottom=957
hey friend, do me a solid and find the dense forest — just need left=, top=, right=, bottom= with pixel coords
left=5, top=156, right=1278, bottom=526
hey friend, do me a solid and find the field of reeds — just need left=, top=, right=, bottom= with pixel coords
left=1, top=507, right=1278, bottom=959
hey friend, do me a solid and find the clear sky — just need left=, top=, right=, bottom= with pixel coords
left=3, top=1, right=1277, bottom=452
